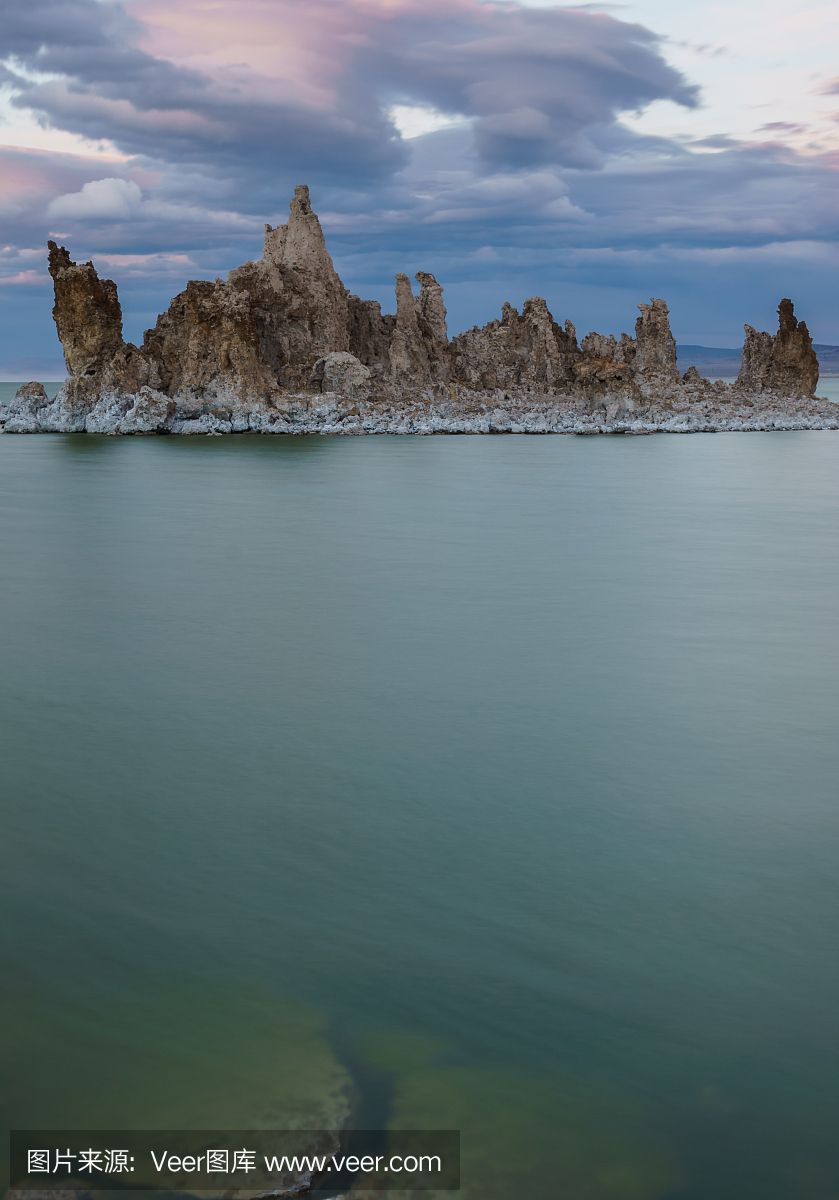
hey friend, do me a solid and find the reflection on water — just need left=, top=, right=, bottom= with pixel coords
left=3, top=432, right=839, bottom=1199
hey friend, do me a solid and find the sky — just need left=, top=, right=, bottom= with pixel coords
left=2, top=0, right=839, bottom=368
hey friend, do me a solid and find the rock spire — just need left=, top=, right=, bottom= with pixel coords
left=737, top=299, right=819, bottom=396
left=0, top=184, right=822, bottom=435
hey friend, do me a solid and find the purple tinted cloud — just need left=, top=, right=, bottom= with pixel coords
left=1, top=0, right=837, bottom=354
left=2, top=0, right=695, bottom=176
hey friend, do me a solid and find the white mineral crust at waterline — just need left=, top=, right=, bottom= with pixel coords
left=2, top=185, right=836, bottom=436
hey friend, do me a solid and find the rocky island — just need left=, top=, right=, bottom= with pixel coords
left=2, top=185, right=836, bottom=435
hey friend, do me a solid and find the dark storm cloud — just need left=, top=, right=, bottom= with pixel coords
left=0, top=0, right=204, bottom=100
left=1, top=0, right=695, bottom=181
left=2, top=0, right=838, bottom=353
left=363, top=5, right=698, bottom=168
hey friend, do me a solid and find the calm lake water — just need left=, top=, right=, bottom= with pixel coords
left=2, top=430, right=839, bottom=1200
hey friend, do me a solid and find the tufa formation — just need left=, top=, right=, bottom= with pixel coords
left=2, top=185, right=834, bottom=435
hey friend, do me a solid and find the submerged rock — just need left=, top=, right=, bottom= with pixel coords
left=4, top=986, right=352, bottom=1199
left=350, top=1034, right=681, bottom=1200
left=2, top=187, right=831, bottom=436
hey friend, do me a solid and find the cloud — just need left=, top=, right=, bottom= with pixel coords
left=359, top=2, right=698, bottom=169
left=1, top=0, right=839, bottom=354
left=389, top=104, right=471, bottom=139
left=0, top=0, right=696, bottom=183
left=0, top=268, right=46, bottom=286
left=46, top=176, right=142, bottom=219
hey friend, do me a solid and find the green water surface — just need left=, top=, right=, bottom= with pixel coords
left=2, top=431, right=839, bottom=1199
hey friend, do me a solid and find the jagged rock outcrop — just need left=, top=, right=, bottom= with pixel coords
left=416, top=271, right=449, bottom=379
left=1, top=381, right=52, bottom=433
left=449, top=298, right=580, bottom=393
left=46, top=241, right=158, bottom=414
left=737, top=299, right=819, bottom=396
left=633, top=298, right=679, bottom=392
left=348, top=296, right=395, bottom=371
left=681, top=365, right=707, bottom=385
left=141, top=185, right=354, bottom=400
left=2, top=185, right=829, bottom=437
left=310, top=352, right=371, bottom=399
left=49, top=244, right=125, bottom=377
left=384, top=269, right=451, bottom=381
left=571, top=328, right=639, bottom=415
left=389, top=272, right=428, bottom=380
left=580, top=332, right=614, bottom=359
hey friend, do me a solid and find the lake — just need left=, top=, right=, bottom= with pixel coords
left=2, top=430, right=838, bottom=1200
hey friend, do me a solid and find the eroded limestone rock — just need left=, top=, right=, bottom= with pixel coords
left=311, top=352, right=372, bottom=398
left=681, top=365, right=707, bottom=385
left=580, top=332, right=616, bottom=359
left=4, top=185, right=827, bottom=437
left=389, top=272, right=428, bottom=379
left=1, top=381, right=54, bottom=432
left=416, top=271, right=449, bottom=379
left=737, top=299, right=819, bottom=396
left=449, top=297, right=580, bottom=393
left=49, top=244, right=125, bottom=378
left=633, top=298, right=679, bottom=391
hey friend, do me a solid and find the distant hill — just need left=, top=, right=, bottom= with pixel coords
left=813, top=345, right=839, bottom=375
left=676, top=346, right=740, bottom=378
left=0, top=356, right=67, bottom=382
left=677, top=344, right=839, bottom=378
